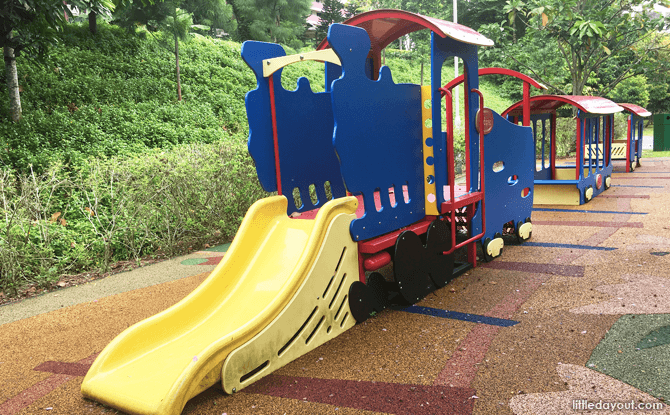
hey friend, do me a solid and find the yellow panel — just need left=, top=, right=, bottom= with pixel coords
left=221, top=212, right=358, bottom=393
left=583, top=144, right=605, bottom=159
left=554, top=168, right=576, bottom=181
left=81, top=195, right=358, bottom=415
left=421, top=85, right=438, bottom=215
left=263, top=49, right=341, bottom=78
left=611, top=142, right=627, bottom=159
left=533, top=184, right=581, bottom=205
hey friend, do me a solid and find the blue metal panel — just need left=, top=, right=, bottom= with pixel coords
left=240, top=41, right=284, bottom=193
left=241, top=41, right=347, bottom=215
left=328, top=24, right=425, bottom=241
left=430, top=33, right=480, bottom=205
left=576, top=113, right=613, bottom=204
left=482, top=110, right=534, bottom=241
left=430, top=32, right=483, bottom=236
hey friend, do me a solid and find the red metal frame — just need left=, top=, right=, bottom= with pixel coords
left=317, top=9, right=493, bottom=51
left=502, top=95, right=623, bottom=119
left=431, top=87, right=486, bottom=258
left=268, top=75, right=282, bottom=195
left=442, top=68, right=545, bottom=128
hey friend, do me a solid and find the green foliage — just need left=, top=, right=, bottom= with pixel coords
left=0, top=24, right=260, bottom=173
left=0, top=138, right=267, bottom=295
left=500, top=0, right=669, bottom=97
left=607, top=75, right=650, bottom=108
left=314, top=0, right=345, bottom=47
left=228, top=0, right=312, bottom=45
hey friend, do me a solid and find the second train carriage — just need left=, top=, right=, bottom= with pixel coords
left=614, top=103, right=651, bottom=172
left=503, top=95, right=624, bottom=205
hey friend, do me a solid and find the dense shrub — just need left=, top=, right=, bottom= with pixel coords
left=0, top=138, right=268, bottom=296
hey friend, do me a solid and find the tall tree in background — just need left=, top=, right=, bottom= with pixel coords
left=115, top=0, right=235, bottom=100
left=67, top=0, right=115, bottom=34
left=227, top=0, right=311, bottom=46
left=1, top=0, right=70, bottom=122
left=315, top=0, right=344, bottom=46
left=502, top=0, right=669, bottom=97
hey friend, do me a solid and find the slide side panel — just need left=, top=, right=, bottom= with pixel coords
left=81, top=196, right=358, bottom=415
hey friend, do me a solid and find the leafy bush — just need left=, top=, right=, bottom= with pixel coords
left=0, top=137, right=268, bottom=296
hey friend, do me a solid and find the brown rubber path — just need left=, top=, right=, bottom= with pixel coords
left=1, top=158, right=670, bottom=415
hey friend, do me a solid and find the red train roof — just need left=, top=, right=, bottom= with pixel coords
left=618, top=103, right=651, bottom=117
left=317, top=9, right=493, bottom=51
left=503, top=95, right=624, bottom=117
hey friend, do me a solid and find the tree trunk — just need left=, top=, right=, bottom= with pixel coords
left=4, top=46, right=21, bottom=122
left=174, top=33, right=182, bottom=101
left=89, top=11, right=97, bottom=34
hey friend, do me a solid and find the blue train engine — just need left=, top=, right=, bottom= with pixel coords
left=241, top=9, right=535, bottom=315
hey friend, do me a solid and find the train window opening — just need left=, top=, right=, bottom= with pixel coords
left=493, top=161, right=504, bottom=172
left=308, top=184, right=318, bottom=205
left=292, top=187, right=303, bottom=210
left=279, top=60, right=327, bottom=93
left=403, top=182, right=410, bottom=204
left=324, top=181, right=333, bottom=200
left=388, top=185, right=398, bottom=208
left=373, top=188, right=382, bottom=212
left=534, top=119, right=549, bottom=172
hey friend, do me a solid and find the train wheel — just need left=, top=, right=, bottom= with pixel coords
left=348, top=281, right=372, bottom=323
left=366, top=272, right=391, bottom=312
left=393, top=230, right=435, bottom=304
left=482, top=233, right=504, bottom=262
left=584, top=186, right=594, bottom=202
left=516, top=218, right=532, bottom=244
left=424, top=219, right=455, bottom=288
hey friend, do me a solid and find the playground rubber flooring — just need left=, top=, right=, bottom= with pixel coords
left=2, top=158, right=670, bottom=415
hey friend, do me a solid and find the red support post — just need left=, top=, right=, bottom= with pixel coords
left=522, top=82, right=530, bottom=127
left=268, top=75, right=282, bottom=195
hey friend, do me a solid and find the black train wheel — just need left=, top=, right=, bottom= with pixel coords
left=424, top=219, right=455, bottom=288
left=393, top=230, right=435, bottom=304
left=366, top=272, right=392, bottom=312
left=348, top=281, right=372, bottom=323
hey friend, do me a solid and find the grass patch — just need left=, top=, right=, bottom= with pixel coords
left=643, top=150, right=670, bottom=157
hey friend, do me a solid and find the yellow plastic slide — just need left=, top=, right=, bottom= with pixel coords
left=81, top=195, right=360, bottom=415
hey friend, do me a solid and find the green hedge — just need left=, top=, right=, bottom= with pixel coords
left=0, top=138, right=268, bottom=296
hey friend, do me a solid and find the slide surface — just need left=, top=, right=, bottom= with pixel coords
left=81, top=195, right=359, bottom=415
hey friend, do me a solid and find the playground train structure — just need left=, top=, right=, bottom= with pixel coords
left=80, top=9, right=651, bottom=415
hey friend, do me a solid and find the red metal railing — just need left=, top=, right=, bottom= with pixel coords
left=436, top=87, right=487, bottom=255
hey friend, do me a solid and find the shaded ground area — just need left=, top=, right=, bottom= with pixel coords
left=1, top=158, right=669, bottom=415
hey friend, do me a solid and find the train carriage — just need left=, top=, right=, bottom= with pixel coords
left=614, top=103, right=651, bottom=172
left=503, top=95, right=624, bottom=205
